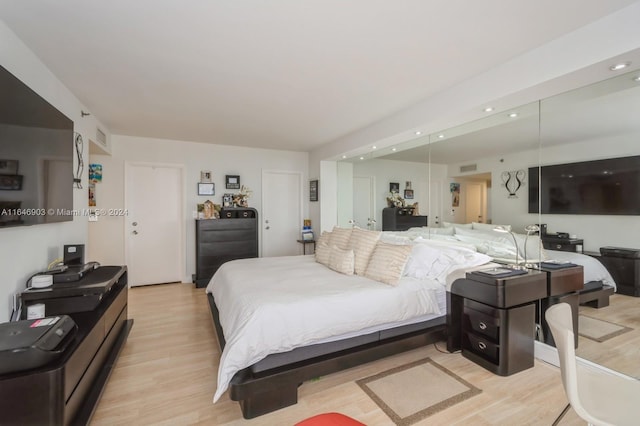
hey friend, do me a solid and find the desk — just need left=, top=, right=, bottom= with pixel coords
left=297, top=239, right=316, bottom=255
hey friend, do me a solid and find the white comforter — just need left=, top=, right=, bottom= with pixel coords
left=207, top=255, right=442, bottom=402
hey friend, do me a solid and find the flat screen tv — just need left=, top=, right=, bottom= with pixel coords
left=529, top=155, right=640, bottom=215
left=0, top=64, right=74, bottom=227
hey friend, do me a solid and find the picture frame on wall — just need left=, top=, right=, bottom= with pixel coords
left=0, top=174, right=23, bottom=190
left=309, top=179, right=318, bottom=202
left=0, top=160, right=18, bottom=175
left=226, top=175, right=240, bottom=189
left=404, top=189, right=414, bottom=199
left=389, top=182, right=400, bottom=193
left=200, top=170, right=212, bottom=183
left=198, top=182, right=215, bottom=196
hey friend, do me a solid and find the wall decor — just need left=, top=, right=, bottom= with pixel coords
left=89, top=163, right=102, bottom=183
left=450, top=182, right=460, bottom=207
left=501, top=170, right=526, bottom=198
left=88, top=183, right=96, bottom=206
left=405, top=181, right=412, bottom=190
left=404, top=189, right=414, bottom=199
left=310, top=180, right=318, bottom=202
left=226, top=175, right=240, bottom=189
left=200, top=170, right=212, bottom=183
left=389, top=182, right=400, bottom=193
left=223, top=193, right=234, bottom=207
left=198, top=182, right=215, bottom=196
left=0, top=174, right=23, bottom=190
left=0, top=160, right=18, bottom=175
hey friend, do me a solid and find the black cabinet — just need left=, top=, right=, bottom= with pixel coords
left=194, top=208, right=258, bottom=288
left=542, top=236, right=584, bottom=253
left=0, top=266, right=132, bottom=425
left=382, top=207, right=427, bottom=231
left=447, top=269, right=547, bottom=376
left=598, top=247, right=640, bottom=297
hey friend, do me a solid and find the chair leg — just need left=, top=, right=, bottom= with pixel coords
left=552, top=403, right=571, bottom=426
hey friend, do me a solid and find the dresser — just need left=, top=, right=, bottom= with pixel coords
left=381, top=207, right=428, bottom=231
left=194, top=208, right=259, bottom=287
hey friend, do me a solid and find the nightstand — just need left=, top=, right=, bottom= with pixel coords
left=447, top=269, right=547, bottom=376
left=542, top=236, right=584, bottom=253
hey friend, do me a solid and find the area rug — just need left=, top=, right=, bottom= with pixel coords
left=579, top=315, right=632, bottom=342
left=356, top=358, right=481, bottom=426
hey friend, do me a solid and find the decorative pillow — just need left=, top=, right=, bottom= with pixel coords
left=315, top=242, right=331, bottom=266
left=328, top=246, right=355, bottom=275
left=364, top=242, right=412, bottom=286
left=317, top=231, right=331, bottom=246
left=472, top=222, right=512, bottom=232
left=443, top=221, right=473, bottom=230
left=348, top=227, right=381, bottom=275
left=328, top=226, right=352, bottom=250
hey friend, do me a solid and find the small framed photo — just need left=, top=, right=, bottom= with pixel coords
left=200, top=170, right=212, bottom=183
left=302, top=231, right=314, bottom=241
left=197, top=182, right=215, bottom=196
left=309, top=180, right=318, bottom=202
left=389, top=182, right=400, bottom=193
left=404, top=189, right=414, bottom=199
left=226, top=175, right=240, bottom=189
left=0, top=160, right=19, bottom=175
left=223, top=193, right=234, bottom=207
left=0, top=174, right=23, bottom=190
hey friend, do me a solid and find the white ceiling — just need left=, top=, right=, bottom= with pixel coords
left=0, top=0, right=637, bottom=152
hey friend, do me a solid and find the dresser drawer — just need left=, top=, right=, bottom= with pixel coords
left=466, top=332, right=500, bottom=365
left=464, top=306, right=500, bottom=342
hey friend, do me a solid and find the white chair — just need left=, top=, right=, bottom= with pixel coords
left=545, top=303, right=640, bottom=426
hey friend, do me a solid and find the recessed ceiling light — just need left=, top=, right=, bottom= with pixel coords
left=372, top=145, right=377, bottom=150
left=609, top=62, right=631, bottom=71
left=415, top=131, right=422, bottom=136
left=508, top=112, right=518, bottom=118
left=341, top=155, right=347, bottom=159
left=438, top=134, right=444, bottom=139
left=391, top=147, right=397, bottom=152
left=634, top=76, right=640, bottom=82
left=359, top=156, right=364, bottom=160
left=484, top=107, right=494, bottom=112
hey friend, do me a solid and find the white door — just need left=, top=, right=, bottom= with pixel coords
left=125, top=163, right=183, bottom=286
left=465, top=182, right=484, bottom=223
left=429, top=179, right=443, bottom=227
left=353, top=176, right=375, bottom=229
left=262, top=170, right=302, bottom=257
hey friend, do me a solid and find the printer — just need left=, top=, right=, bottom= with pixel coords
left=0, top=315, right=77, bottom=375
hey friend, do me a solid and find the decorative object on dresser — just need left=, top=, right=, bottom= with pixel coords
left=381, top=207, right=427, bottom=231
left=193, top=207, right=258, bottom=288
left=0, top=266, right=132, bottom=425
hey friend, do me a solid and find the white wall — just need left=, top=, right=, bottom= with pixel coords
left=0, top=20, right=111, bottom=321
left=88, top=135, right=308, bottom=283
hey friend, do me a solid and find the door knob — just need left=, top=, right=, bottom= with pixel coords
left=132, top=222, right=138, bottom=226
left=265, top=226, right=270, bottom=230
left=132, top=230, right=138, bottom=235
left=265, top=220, right=270, bottom=224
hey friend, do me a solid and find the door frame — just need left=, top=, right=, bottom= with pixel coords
left=124, top=161, right=186, bottom=285
left=261, top=169, right=304, bottom=257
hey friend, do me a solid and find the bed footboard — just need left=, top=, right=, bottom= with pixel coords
left=207, top=293, right=445, bottom=419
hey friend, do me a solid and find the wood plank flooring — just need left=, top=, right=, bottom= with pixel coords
left=91, top=283, right=589, bottom=425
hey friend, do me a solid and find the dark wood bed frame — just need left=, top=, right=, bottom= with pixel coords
left=207, top=294, right=445, bottom=419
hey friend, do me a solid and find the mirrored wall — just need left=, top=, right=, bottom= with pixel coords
left=337, top=68, right=640, bottom=379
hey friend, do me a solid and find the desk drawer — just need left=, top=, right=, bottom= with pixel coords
left=464, top=306, right=499, bottom=341
left=466, top=332, right=499, bottom=365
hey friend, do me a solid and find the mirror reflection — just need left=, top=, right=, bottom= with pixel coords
left=337, top=68, right=640, bottom=379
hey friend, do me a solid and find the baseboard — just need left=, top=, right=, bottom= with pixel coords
left=535, top=340, right=559, bottom=367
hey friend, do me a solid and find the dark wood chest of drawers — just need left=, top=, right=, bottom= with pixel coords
left=194, top=208, right=258, bottom=287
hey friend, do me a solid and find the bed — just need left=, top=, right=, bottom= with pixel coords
left=205, top=234, right=491, bottom=418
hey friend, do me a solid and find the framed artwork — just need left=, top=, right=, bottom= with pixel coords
left=389, top=182, right=400, bottom=193
left=450, top=182, right=461, bottom=207
left=309, top=180, right=318, bottom=202
left=0, top=160, right=18, bottom=175
left=0, top=174, right=23, bottom=190
left=200, top=170, right=212, bottom=183
left=226, top=175, right=240, bottom=189
left=89, top=163, right=103, bottom=183
left=223, top=193, right=234, bottom=207
left=404, top=189, right=414, bottom=199
left=198, top=182, right=215, bottom=196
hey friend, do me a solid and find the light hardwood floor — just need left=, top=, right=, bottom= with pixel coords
left=91, top=283, right=588, bottom=425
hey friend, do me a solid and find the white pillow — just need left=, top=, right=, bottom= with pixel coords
left=472, top=222, right=512, bottom=232
left=364, top=242, right=412, bottom=286
left=328, top=246, right=355, bottom=275
left=443, top=222, right=473, bottom=230
left=317, top=231, right=331, bottom=246
left=315, top=242, right=331, bottom=266
left=328, top=226, right=352, bottom=250
left=348, top=227, right=381, bottom=275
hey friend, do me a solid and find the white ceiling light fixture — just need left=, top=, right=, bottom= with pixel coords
left=372, top=145, right=377, bottom=150
left=438, top=134, right=445, bottom=139
left=415, top=131, right=422, bottom=136
left=609, top=62, right=631, bottom=71
left=359, top=156, right=364, bottom=160
left=634, top=76, right=640, bottom=82
left=391, top=147, right=397, bottom=152
left=484, top=106, right=494, bottom=112
left=508, top=112, right=518, bottom=118
left=341, top=155, right=347, bottom=159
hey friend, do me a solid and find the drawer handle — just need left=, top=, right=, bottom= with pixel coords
left=478, top=322, right=487, bottom=330
left=478, top=342, right=487, bottom=350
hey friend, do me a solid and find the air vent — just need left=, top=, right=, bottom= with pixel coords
left=96, top=128, right=107, bottom=147
left=460, top=164, right=477, bottom=173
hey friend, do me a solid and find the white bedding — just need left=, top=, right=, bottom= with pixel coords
left=545, top=250, right=616, bottom=289
left=207, top=255, right=443, bottom=402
